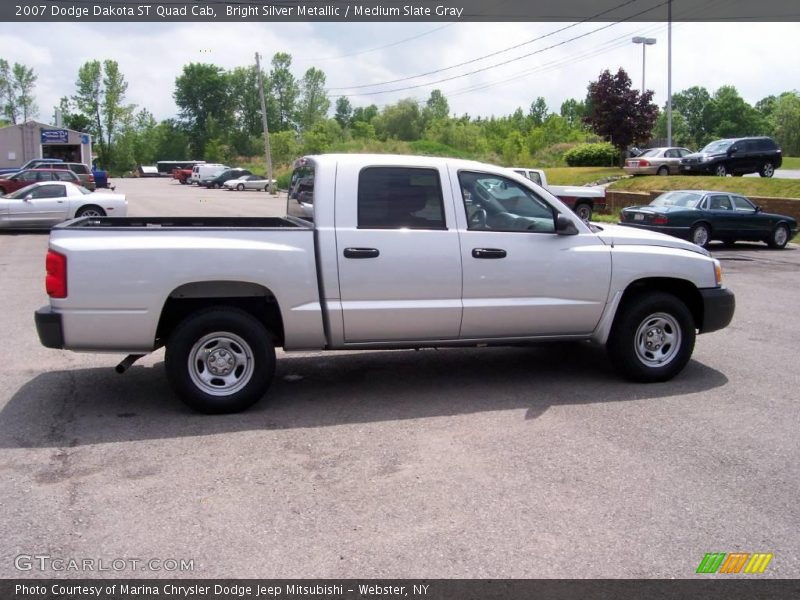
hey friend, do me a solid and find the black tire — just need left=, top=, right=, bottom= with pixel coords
left=690, top=222, right=711, bottom=248
left=179, top=179, right=187, bottom=185
left=214, top=182, right=222, bottom=189
left=75, top=205, right=106, bottom=218
left=713, top=164, right=727, bottom=177
left=607, top=292, right=696, bottom=383
left=759, top=162, right=775, bottom=178
left=165, top=308, right=276, bottom=414
left=657, top=166, right=669, bottom=176
left=732, top=173, right=744, bottom=177
left=264, top=185, right=270, bottom=192
left=767, top=223, right=790, bottom=249
left=574, top=203, right=593, bottom=221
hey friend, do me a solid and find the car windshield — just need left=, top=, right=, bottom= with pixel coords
left=639, top=149, right=660, bottom=157
left=651, top=191, right=703, bottom=208
left=701, top=140, right=733, bottom=153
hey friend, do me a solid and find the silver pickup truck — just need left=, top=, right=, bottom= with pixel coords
left=35, top=154, right=735, bottom=413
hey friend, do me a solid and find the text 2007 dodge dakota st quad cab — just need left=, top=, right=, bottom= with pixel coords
left=35, top=154, right=735, bottom=413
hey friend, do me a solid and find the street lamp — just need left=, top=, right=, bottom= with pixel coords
left=632, top=36, right=657, bottom=95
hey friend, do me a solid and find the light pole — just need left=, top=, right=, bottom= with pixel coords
left=632, top=36, right=657, bottom=95
left=667, top=0, right=673, bottom=146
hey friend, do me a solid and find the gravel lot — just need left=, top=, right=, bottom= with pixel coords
left=1, top=177, right=798, bottom=579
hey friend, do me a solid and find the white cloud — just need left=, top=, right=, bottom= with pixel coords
left=1, top=21, right=798, bottom=123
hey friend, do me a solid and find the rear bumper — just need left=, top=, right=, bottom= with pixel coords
left=35, top=306, right=64, bottom=349
left=699, top=287, right=735, bottom=333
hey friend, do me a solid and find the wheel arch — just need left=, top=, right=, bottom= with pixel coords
left=618, top=277, right=704, bottom=332
left=156, top=280, right=285, bottom=348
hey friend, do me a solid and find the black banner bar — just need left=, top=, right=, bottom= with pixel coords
left=4, top=0, right=800, bottom=23
left=3, top=580, right=800, bottom=600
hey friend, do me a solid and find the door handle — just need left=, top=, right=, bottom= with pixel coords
left=472, top=248, right=507, bottom=259
left=344, top=247, right=380, bottom=259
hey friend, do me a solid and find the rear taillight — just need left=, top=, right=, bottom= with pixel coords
left=652, top=216, right=668, bottom=225
left=45, top=250, right=67, bottom=298
left=638, top=159, right=650, bottom=167
left=88, top=174, right=95, bottom=182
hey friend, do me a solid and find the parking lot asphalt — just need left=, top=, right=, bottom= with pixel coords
left=1, top=177, right=798, bottom=578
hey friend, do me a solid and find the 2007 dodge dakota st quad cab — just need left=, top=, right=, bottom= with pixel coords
left=35, top=154, right=735, bottom=413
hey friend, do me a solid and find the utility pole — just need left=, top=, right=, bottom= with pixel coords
left=255, top=52, right=275, bottom=194
left=667, top=0, right=673, bottom=146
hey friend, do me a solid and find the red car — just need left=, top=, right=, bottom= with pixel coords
left=0, top=168, right=81, bottom=195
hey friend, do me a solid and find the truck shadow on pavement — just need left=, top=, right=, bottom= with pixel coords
left=1, top=343, right=728, bottom=448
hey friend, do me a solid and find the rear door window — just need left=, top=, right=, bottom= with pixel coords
left=358, top=167, right=445, bottom=230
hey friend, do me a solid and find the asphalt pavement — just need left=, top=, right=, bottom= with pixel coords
left=1, top=178, right=798, bottom=579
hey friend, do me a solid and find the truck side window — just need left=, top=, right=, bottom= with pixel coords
left=358, top=167, right=446, bottom=230
left=459, top=171, right=555, bottom=233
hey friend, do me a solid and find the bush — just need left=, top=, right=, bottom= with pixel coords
left=564, top=142, right=618, bottom=167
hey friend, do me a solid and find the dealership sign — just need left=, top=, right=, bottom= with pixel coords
left=41, top=129, right=69, bottom=144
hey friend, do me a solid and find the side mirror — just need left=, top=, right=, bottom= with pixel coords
left=755, top=205, right=762, bottom=213
left=728, top=147, right=738, bottom=155
left=556, top=214, right=579, bottom=235
left=23, top=194, right=33, bottom=202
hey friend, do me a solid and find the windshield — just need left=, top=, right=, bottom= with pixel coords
left=701, top=140, right=733, bottom=153
left=651, top=191, right=703, bottom=208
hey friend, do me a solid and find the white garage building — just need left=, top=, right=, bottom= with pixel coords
left=0, top=120, right=93, bottom=169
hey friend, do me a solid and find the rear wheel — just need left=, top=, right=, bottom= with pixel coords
left=759, top=162, right=775, bottom=178
left=165, top=308, right=275, bottom=414
left=607, top=292, right=696, bottom=382
left=714, top=164, right=727, bottom=177
left=180, top=179, right=187, bottom=185
left=75, top=205, right=106, bottom=218
left=767, top=223, right=790, bottom=249
left=690, top=223, right=711, bottom=248
left=574, top=203, right=593, bottom=221
left=657, top=166, right=669, bottom=176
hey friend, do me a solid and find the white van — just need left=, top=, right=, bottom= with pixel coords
left=191, top=163, right=228, bottom=185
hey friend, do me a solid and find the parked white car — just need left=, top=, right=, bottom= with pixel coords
left=0, top=181, right=127, bottom=229
left=223, top=175, right=276, bottom=192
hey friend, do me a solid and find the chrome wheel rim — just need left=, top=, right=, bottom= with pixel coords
left=715, top=165, right=726, bottom=176
left=763, top=163, right=774, bottom=177
left=188, top=331, right=254, bottom=396
left=577, top=205, right=591, bottom=220
left=692, top=226, right=709, bottom=246
left=80, top=208, right=102, bottom=217
left=634, top=312, right=682, bottom=368
left=774, top=226, right=788, bottom=247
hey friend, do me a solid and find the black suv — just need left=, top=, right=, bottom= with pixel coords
left=680, top=137, right=782, bottom=177
left=202, top=168, right=251, bottom=188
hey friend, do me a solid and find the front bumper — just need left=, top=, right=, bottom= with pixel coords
left=35, top=306, right=64, bottom=349
left=699, top=287, right=735, bottom=333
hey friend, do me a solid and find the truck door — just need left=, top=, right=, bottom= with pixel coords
left=452, top=169, right=612, bottom=338
left=335, top=165, right=463, bottom=342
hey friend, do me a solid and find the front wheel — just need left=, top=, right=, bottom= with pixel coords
left=607, top=292, right=696, bottom=383
left=759, top=162, right=775, bottom=178
left=714, top=164, right=727, bottom=177
left=237, top=183, right=245, bottom=191
left=768, top=223, right=790, bottom=249
left=165, top=308, right=276, bottom=414
left=180, top=179, right=187, bottom=185
left=574, top=203, right=593, bottom=221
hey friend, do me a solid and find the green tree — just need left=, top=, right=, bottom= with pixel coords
left=654, top=110, right=693, bottom=148
left=423, top=89, right=450, bottom=122
left=269, top=53, right=299, bottom=131
left=73, top=59, right=132, bottom=170
left=705, top=85, right=765, bottom=138
left=351, top=104, right=378, bottom=124
left=670, top=86, right=712, bottom=147
left=528, top=97, right=548, bottom=127
left=0, top=59, right=38, bottom=123
left=297, top=67, right=330, bottom=132
left=174, top=63, right=231, bottom=156
left=771, top=91, right=800, bottom=155
left=334, top=97, right=352, bottom=129
left=585, top=68, right=659, bottom=152
left=374, top=99, right=424, bottom=141
left=57, top=96, right=93, bottom=132
left=560, top=98, right=587, bottom=128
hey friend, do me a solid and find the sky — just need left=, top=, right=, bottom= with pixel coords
left=1, top=20, right=799, bottom=123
